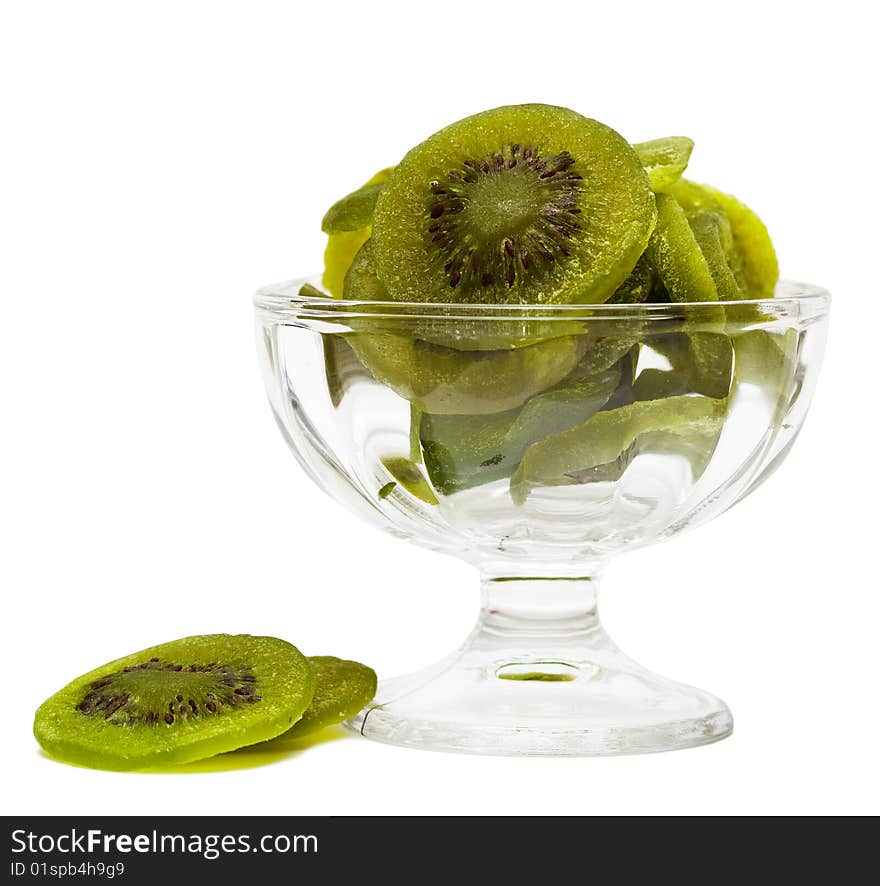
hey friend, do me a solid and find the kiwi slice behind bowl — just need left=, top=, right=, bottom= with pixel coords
left=33, top=634, right=315, bottom=771
left=372, top=104, right=656, bottom=306
left=282, top=656, right=377, bottom=740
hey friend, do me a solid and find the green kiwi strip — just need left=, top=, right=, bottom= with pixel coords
left=346, top=332, right=586, bottom=416
left=633, top=136, right=694, bottom=193
left=322, top=181, right=388, bottom=233
left=510, top=395, right=727, bottom=505
left=421, top=361, right=621, bottom=495
left=380, top=456, right=438, bottom=505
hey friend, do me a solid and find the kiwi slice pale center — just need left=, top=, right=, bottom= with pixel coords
left=428, top=145, right=584, bottom=292
left=75, top=658, right=261, bottom=727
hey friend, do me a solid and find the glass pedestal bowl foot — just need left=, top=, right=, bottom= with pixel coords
left=351, top=573, right=732, bottom=756
left=255, top=280, right=828, bottom=757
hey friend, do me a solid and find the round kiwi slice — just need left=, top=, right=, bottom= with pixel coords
left=343, top=239, right=585, bottom=351
left=282, top=656, right=377, bottom=739
left=347, top=330, right=585, bottom=415
left=322, top=167, right=395, bottom=297
left=371, top=104, right=656, bottom=305
left=34, top=634, right=315, bottom=771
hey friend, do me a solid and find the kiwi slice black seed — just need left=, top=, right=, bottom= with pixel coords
left=282, top=657, right=377, bottom=740
left=344, top=238, right=585, bottom=351
left=33, top=634, right=315, bottom=771
left=372, top=104, right=656, bottom=305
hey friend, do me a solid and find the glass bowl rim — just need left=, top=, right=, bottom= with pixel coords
left=254, top=277, right=830, bottom=322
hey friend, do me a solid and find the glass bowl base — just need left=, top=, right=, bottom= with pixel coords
left=347, top=651, right=733, bottom=757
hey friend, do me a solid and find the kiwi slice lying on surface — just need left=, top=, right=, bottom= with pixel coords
left=372, top=104, right=656, bottom=305
left=322, top=167, right=395, bottom=297
left=633, top=136, right=694, bottom=193
left=34, top=634, right=315, bottom=771
left=282, top=657, right=377, bottom=740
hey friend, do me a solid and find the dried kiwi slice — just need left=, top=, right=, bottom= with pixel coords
left=633, top=136, right=694, bottom=193
left=380, top=456, right=438, bottom=504
left=322, top=167, right=394, bottom=297
left=511, top=395, right=727, bottom=504
left=372, top=104, right=656, bottom=305
left=322, top=169, right=395, bottom=233
left=344, top=240, right=585, bottom=351
left=643, top=195, right=733, bottom=398
left=646, top=193, right=717, bottom=301
left=347, top=331, right=585, bottom=415
left=700, top=185, right=778, bottom=298
left=689, top=211, right=744, bottom=300
left=670, top=179, right=779, bottom=298
left=283, top=656, right=377, bottom=739
left=33, top=635, right=315, bottom=771
left=420, top=362, right=622, bottom=495
left=607, top=253, right=654, bottom=304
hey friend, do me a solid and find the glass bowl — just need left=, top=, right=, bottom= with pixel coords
left=254, top=279, right=829, bottom=756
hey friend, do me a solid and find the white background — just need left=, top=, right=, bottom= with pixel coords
left=2, top=0, right=877, bottom=816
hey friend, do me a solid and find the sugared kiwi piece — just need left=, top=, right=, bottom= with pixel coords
left=689, top=211, right=744, bottom=300
left=347, top=331, right=585, bottom=415
left=420, top=362, right=621, bottom=495
left=700, top=185, right=778, bottom=298
left=33, top=634, right=315, bottom=771
left=633, top=136, right=694, bottom=193
left=322, top=169, right=395, bottom=233
left=511, top=395, right=727, bottom=504
left=372, top=104, right=656, bottom=305
left=380, top=456, right=438, bottom=504
left=282, top=656, right=377, bottom=740
left=670, top=179, right=779, bottom=298
left=607, top=253, right=654, bottom=304
left=643, top=195, right=733, bottom=397
left=322, top=168, right=394, bottom=297
left=646, top=193, right=717, bottom=301
left=344, top=240, right=585, bottom=351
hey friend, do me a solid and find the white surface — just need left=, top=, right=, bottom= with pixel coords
left=1, top=0, right=877, bottom=816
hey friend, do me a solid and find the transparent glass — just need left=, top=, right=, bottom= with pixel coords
left=254, top=279, right=829, bottom=755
